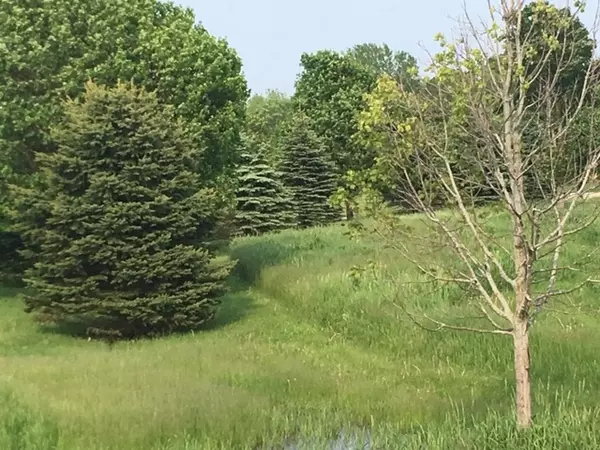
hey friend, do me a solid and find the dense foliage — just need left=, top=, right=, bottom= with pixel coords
left=352, top=2, right=596, bottom=208
left=17, top=82, right=232, bottom=338
left=0, top=0, right=597, bottom=349
left=0, top=226, right=23, bottom=285
left=235, top=141, right=293, bottom=235
left=281, top=114, right=339, bottom=228
left=519, top=0, right=594, bottom=101
left=245, top=90, right=294, bottom=163
left=0, top=0, right=247, bottom=286
left=0, top=0, right=248, bottom=184
left=346, top=43, right=420, bottom=90
left=294, top=51, right=376, bottom=176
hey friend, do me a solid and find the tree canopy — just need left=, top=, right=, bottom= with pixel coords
left=293, top=51, right=376, bottom=176
left=0, top=0, right=248, bottom=183
left=519, top=0, right=594, bottom=101
left=245, top=90, right=294, bottom=163
left=347, top=43, right=420, bottom=90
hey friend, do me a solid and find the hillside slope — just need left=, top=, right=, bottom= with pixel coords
left=1, top=216, right=600, bottom=449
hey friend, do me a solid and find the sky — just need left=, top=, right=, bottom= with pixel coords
left=178, top=0, right=597, bottom=95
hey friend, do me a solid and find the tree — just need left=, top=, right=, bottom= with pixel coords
left=294, top=51, right=376, bottom=219
left=245, top=90, right=294, bottom=163
left=0, top=168, right=24, bottom=284
left=347, top=43, right=420, bottom=90
left=348, top=0, right=599, bottom=428
left=293, top=51, right=376, bottom=176
left=235, top=139, right=293, bottom=235
left=17, top=82, right=232, bottom=338
left=1, top=0, right=247, bottom=283
left=281, top=115, right=339, bottom=228
left=517, top=1, right=595, bottom=196
left=0, top=0, right=248, bottom=183
left=0, top=226, right=23, bottom=285
left=519, top=0, right=594, bottom=102
left=356, top=73, right=495, bottom=209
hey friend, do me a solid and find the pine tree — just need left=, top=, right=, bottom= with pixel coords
left=280, top=114, right=340, bottom=228
left=235, top=140, right=293, bottom=236
left=17, top=82, right=232, bottom=338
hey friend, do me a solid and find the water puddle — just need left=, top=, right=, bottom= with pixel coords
left=279, top=428, right=372, bottom=450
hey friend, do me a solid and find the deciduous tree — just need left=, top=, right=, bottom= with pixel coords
left=519, top=0, right=594, bottom=101
left=347, top=43, right=420, bottom=90
left=245, top=90, right=294, bottom=163
left=294, top=51, right=376, bottom=176
left=0, top=0, right=248, bottom=183
left=349, top=0, right=600, bottom=428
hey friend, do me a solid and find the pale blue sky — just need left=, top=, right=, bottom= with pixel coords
left=178, top=0, right=596, bottom=95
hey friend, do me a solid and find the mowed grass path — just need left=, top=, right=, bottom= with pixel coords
left=2, top=212, right=600, bottom=449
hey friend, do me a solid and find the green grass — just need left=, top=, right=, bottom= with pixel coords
left=2, top=209, right=600, bottom=449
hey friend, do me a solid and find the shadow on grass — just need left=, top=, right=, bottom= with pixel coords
left=6, top=234, right=292, bottom=341
left=36, top=289, right=260, bottom=340
left=33, top=274, right=263, bottom=341
left=0, top=285, right=24, bottom=300
left=194, top=236, right=296, bottom=332
left=229, top=234, right=301, bottom=286
left=200, top=288, right=258, bottom=332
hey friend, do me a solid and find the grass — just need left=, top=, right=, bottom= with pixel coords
left=2, top=208, right=600, bottom=449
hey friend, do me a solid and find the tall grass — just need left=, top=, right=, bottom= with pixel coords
left=1, top=210, right=600, bottom=448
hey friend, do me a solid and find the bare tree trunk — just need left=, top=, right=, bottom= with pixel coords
left=512, top=200, right=533, bottom=429
left=513, top=316, right=532, bottom=428
left=345, top=200, right=355, bottom=221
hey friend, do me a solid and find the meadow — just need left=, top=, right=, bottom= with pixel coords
left=2, top=209, right=600, bottom=449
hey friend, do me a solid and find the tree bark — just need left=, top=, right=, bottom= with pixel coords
left=513, top=317, right=532, bottom=428
left=345, top=200, right=355, bottom=221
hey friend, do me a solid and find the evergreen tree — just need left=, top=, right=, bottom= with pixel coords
left=17, top=82, right=231, bottom=338
left=280, top=115, right=339, bottom=228
left=235, top=141, right=293, bottom=236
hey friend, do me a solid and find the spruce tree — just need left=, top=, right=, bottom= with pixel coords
left=280, top=114, right=339, bottom=228
left=18, top=82, right=231, bottom=338
left=235, top=140, right=293, bottom=236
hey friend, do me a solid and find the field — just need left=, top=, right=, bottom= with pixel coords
left=2, top=209, right=600, bottom=449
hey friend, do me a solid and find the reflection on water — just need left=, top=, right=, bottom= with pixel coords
left=281, top=429, right=372, bottom=450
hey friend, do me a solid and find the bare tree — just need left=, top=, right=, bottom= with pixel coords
left=356, top=0, right=600, bottom=428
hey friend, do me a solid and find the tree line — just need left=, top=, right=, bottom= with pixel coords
left=1, top=0, right=600, bottom=428
left=0, top=0, right=375, bottom=337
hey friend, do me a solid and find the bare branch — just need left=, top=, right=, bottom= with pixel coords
left=393, top=300, right=513, bottom=336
